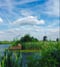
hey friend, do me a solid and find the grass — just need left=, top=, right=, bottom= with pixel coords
left=0, top=41, right=60, bottom=67
left=21, top=41, right=60, bottom=50
left=8, top=41, right=60, bottom=52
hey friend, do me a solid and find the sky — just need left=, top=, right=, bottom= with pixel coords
left=0, top=0, right=60, bottom=41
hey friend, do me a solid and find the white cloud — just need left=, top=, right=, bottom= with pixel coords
left=43, top=0, right=59, bottom=17
left=0, top=0, right=59, bottom=41
left=20, top=10, right=33, bottom=17
left=0, top=31, right=4, bottom=34
left=0, top=0, right=37, bottom=14
left=47, top=19, right=59, bottom=28
left=12, top=16, right=45, bottom=26
left=13, top=0, right=37, bottom=5
left=0, top=26, right=59, bottom=41
left=0, top=17, right=3, bottom=23
left=35, top=0, right=59, bottom=17
left=34, top=26, right=59, bottom=40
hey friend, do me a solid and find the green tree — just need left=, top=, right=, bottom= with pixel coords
left=20, top=34, right=38, bottom=42
left=43, top=36, right=47, bottom=41
left=56, top=38, right=59, bottom=42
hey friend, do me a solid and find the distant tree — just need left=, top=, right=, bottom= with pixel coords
left=56, top=38, right=59, bottom=42
left=0, top=41, right=2, bottom=44
left=20, top=34, right=38, bottom=42
left=43, top=36, right=47, bottom=41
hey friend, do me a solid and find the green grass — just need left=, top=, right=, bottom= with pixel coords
left=21, top=41, right=60, bottom=50
left=1, top=41, right=60, bottom=67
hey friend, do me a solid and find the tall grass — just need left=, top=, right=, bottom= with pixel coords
left=0, top=41, right=60, bottom=67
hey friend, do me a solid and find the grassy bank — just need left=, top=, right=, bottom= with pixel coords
left=0, top=41, right=13, bottom=44
left=20, top=41, right=60, bottom=50
left=0, top=41, right=60, bottom=67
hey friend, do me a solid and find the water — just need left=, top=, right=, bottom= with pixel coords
left=0, top=44, right=41, bottom=67
left=0, top=44, right=10, bottom=56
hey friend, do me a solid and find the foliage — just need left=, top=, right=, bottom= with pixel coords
left=26, top=41, right=60, bottom=67
left=43, top=36, right=47, bottom=41
left=20, top=34, right=39, bottom=42
left=0, top=41, right=12, bottom=44
left=0, top=40, right=60, bottom=67
left=12, top=34, right=39, bottom=47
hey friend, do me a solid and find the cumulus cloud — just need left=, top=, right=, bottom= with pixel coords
left=12, top=16, right=45, bottom=26
left=0, top=17, right=3, bottom=23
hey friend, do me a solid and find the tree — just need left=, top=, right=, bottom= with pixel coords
left=56, top=38, right=59, bottom=42
left=20, top=34, right=38, bottom=42
left=43, top=36, right=47, bottom=41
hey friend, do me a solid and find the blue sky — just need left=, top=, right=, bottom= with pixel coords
left=0, top=0, right=60, bottom=41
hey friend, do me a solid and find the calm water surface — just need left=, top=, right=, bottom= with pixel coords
left=0, top=44, right=10, bottom=56
left=0, top=44, right=41, bottom=67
